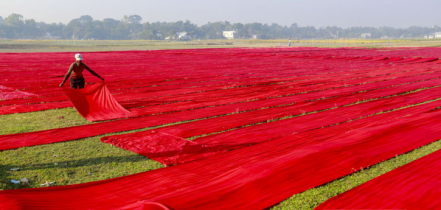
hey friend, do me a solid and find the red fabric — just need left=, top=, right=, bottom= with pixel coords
left=2, top=47, right=441, bottom=115
left=101, top=85, right=441, bottom=166
left=62, top=82, right=134, bottom=122
left=1, top=99, right=441, bottom=210
left=120, top=201, right=170, bottom=210
left=384, top=57, right=404, bottom=62
left=404, top=57, right=439, bottom=64
left=2, top=69, right=441, bottom=151
left=394, top=57, right=422, bottom=63
left=370, top=56, right=389, bottom=61
left=2, top=48, right=441, bottom=209
left=0, top=61, right=434, bottom=111
left=316, top=149, right=441, bottom=210
left=0, top=85, right=37, bottom=100
left=102, top=131, right=225, bottom=166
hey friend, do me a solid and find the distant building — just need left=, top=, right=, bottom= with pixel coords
left=176, top=32, right=191, bottom=40
left=223, top=31, right=236, bottom=39
left=360, top=33, right=371, bottom=38
left=425, top=32, right=441, bottom=39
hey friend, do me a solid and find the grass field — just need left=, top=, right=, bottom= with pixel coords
left=1, top=38, right=441, bottom=52
left=1, top=42, right=441, bottom=209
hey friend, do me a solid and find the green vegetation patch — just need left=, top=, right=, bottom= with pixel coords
left=0, top=108, right=91, bottom=135
left=0, top=108, right=165, bottom=190
left=0, top=136, right=163, bottom=190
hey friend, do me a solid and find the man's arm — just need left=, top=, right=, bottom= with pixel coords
left=84, top=64, right=104, bottom=81
left=59, top=64, right=74, bottom=87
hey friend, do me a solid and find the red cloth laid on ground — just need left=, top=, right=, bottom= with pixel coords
left=1, top=71, right=440, bottom=152
left=316, top=148, right=441, bottom=210
left=0, top=85, right=37, bottom=100
left=102, top=131, right=226, bottom=166
left=101, top=85, right=441, bottom=166
left=62, top=82, right=134, bottom=122
left=403, top=57, right=439, bottom=64
left=3, top=48, right=441, bottom=209
left=1, top=98, right=441, bottom=210
left=2, top=49, right=439, bottom=116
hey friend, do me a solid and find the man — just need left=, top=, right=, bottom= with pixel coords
left=59, top=54, right=104, bottom=89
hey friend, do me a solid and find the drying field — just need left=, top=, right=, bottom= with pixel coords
left=1, top=47, right=441, bottom=209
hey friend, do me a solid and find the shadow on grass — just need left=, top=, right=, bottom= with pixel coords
left=0, top=163, right=19, bottom=190
left=17, top=154, right=148, bottom=171
left=0, top=154, right=152, bottom=190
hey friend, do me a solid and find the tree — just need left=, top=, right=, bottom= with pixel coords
left=4, top=13, right=24, bottom=27
left=24, top=19, right=40, bottom=39
left=63, top=19, right=82, bottom=39
left=78, top=15, right=93, bottom=24
left=0, top=17, right=5, bottom=38
left=38, top=22, right=65, bottom=39
left=99, top=18, right=119, bottom=39
left=4, top=14, right=24, bottom=38
left=121, top=15, right=143, bottom=39
left=124, top=15, right=142, bottom=24
left=113, top=21, right=130, bottom=39
left=232, top=23, right=244, bottom=38
left=0, top=13, right=439, bottom=40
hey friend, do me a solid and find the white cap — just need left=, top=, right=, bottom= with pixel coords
left=75, top=54, right=83, bottom=61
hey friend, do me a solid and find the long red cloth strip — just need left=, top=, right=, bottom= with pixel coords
left=62, top=82, right=134, bottom=122
left=193, top=86, right=441, bottom=146
left=0, top=61, right=394, bottom=114
left=101, top=85, right=441, bottom=165
left=102, top=131, right=222, bottom=166
left=1, top=49, right=438, bottom=104
left=0, top=69, right=439, bottom=151
left=1, top=97, right=441, bottom=209
left=315, top=146, right=441, bottom=210
left=6, top=47, right=434, bottom=113
left=2, top=71, right=441, bottom=151
left=0, top=58, right=435, bottom=115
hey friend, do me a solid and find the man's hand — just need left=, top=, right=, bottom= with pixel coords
left=59, top=83, right=64, bottom=87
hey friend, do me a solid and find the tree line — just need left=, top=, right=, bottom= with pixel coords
left=0, top=13, right=440, bottom=40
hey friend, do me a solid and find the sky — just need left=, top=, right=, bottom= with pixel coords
left=1, top=0, right=440, bottom=28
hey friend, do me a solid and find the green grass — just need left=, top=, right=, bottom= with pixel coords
left=0, top=108, right=91, bottom=135
left=0, top=136, right=163, bottom=190
left=2, top=39, right=441, bottom=53
left=0, top=108, right=164, bottom=190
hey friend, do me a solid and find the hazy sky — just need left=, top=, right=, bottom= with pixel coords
left=2, top=0, right=440, bottom=28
